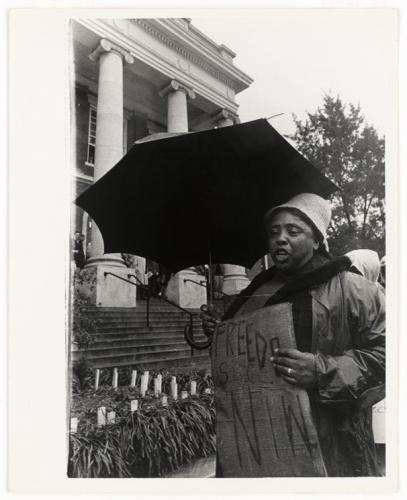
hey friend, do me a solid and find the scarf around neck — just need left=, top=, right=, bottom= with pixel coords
left=223, top=254, right=352, bottom=320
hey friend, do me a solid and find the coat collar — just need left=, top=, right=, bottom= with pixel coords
left=224, top=255, right=351, bottom=319
left=309, top=286, right=332, bottom=310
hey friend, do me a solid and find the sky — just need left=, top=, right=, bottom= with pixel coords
left=192, top=9, right=397, bottom=136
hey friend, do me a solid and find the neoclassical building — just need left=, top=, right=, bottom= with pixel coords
left=72, top=18, right=254, bottom=307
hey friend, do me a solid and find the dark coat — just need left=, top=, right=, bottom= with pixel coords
left=222, top=257, right=385, bottom=476
left=73, top=239, right=85, bottom=268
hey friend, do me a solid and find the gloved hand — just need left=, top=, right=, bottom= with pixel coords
left=200, top=304, right=221, bottom=338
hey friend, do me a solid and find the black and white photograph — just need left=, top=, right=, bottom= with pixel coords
left=68, top=13, right=388, bottom=479
left=6, top=3, right=403, bottom=496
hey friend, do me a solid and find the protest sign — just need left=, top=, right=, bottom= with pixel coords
left=212, top=303, right=326, bottom=477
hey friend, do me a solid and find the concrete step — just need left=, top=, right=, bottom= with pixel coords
left=78, top=306, right=210, bottom=371
left=95, top=321, right=202, bottom=332
left=91, top=314, right=201, bottom=324
left=87, top=307, right=199, bottom=314
left=78, top=342, right=193, bottom=358
left=84, top=348, right=210, bottom=368
left=86, top=337, right=204, bottom=352
left=84, top=306, right=201, bottom=315
left=93, top=313, right=202, bottom=321
left=91, top=334, right=208, bottom=347
left=88, top=352, right=211, bottom=370
left=82, top=344, right=190, bottom=361
left=94, top=322, right=203, bottom=332
left=95, top=319, right=202, bottom=327
left=91, top=332, right=182, bottom=341
left=91, top=331, right=182, bottom=341
left=91, top=325, right=202, bottom=336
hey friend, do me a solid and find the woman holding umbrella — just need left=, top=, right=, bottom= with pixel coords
left=201, top=193, right=385, bottom=477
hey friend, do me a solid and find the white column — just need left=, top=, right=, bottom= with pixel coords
left=76, top=39, right=137, bottom=308
left=220, top=264, right=250, bottom=295
left=158, top=80, right=206, bottom=308
left=86, top=39, right=134, bottom=267
left=159, top=80, right=195, bottom=133
left=214, top=110, right=234, bottom=128
left=215, top=109, right=250, bottom=296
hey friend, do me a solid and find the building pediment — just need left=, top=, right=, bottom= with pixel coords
left=132, top=18, right=252, bottom=94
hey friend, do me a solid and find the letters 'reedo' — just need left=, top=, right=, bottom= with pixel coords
left=212, top=303, right=326, bottom=477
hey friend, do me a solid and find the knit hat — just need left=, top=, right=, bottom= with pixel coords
left=264, top=193, right=332, bottom=250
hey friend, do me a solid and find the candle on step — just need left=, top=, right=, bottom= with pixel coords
left=94, top=369, right=100, bottom=390
left=97, top=407, right=106, bottom=427
left=143, top=371, right=149, bottom=392
left=154, top=377, right=159, bottom=397
left=70, top=417, right=78, bottom=433
left=112, top=368, right=118, bottom=390
left=140, top=374, right=146, bottom=397
left=130, top=370, right=137, bottom=387
left=190, top=381, right=197, bottom=395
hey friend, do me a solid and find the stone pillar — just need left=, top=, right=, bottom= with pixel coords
left=78, top=39, right=137, bottom=307
left=214, top=109, right=235, bottom=128
left=158, top=80, right=206, bottom=309
left=215, top=109, right=250, bottom=296
left=159, top=80, right=196, bottom=133
left=86, top=39, right=134, bottom=266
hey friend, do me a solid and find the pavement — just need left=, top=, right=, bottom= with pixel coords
left=166, top=455, right=216, bottom=478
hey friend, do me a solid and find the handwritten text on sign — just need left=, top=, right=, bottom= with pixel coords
left=212, top=303, right=326, bottom=477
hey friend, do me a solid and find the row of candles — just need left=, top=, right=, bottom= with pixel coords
left=94, top=368, right=198, bottom=398
left=71, top=371, right=210, bottom=433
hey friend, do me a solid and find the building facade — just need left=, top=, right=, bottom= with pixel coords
left=71, top=18, right=254, bottom=306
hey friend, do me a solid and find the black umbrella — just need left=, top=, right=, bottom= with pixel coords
left=75, top=119, right=338, bottom=273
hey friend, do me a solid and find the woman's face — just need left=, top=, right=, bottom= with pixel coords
left=266, top=210, right=319, bottom=272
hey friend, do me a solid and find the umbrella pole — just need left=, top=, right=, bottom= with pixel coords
left=208, top=252, right=213, bottom=307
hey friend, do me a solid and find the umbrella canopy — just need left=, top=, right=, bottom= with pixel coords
left=75, top=119, right=338, bottom=273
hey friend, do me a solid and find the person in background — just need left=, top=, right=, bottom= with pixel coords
left=194, top=265, right=206, bottom=276
left=73, top=231, right=85, bottom=269
left=379, top=256, right=386, bottom=288
left=346, top=249, right=385, bottom=293
left=158, top=264, right=172, bottom=298
left=346, top=248, right=386, bottom=475
left=144, top=260, right=161, bottom=297
left=145, top=259, right=159, bottom=276
left=147, top=269, right=161, bottom=296
left=201, top=193, right=385, bottom=477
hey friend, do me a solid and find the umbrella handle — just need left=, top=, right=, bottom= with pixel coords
left=184, top=323, right=212, bottom=350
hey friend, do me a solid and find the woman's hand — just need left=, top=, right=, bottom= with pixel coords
left=270, top=348, right=317, bottom=389
left=200, top=304, right=221, bottom=338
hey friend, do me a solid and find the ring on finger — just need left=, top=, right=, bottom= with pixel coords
left=287, top=367, right=293, bottom=376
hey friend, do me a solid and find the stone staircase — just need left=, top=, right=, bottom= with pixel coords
left=73, top=298, right=212, bottom=371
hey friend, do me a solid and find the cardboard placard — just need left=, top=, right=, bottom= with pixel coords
left=212, top=303, right=327, bottom=477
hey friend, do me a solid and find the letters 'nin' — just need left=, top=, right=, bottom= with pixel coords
left=212, top=303, right=327, bottom=477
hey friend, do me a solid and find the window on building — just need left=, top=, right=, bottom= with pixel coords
left=85, top=106, right=128, bottom=166
left=86, top=106, right=97, bottom=165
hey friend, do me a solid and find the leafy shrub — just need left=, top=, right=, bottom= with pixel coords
left=71, top=269, right=98, bottom=350
left=68, top=425, right=131, bottom=478
left=125, top=395, right=215, bottom=477
left=72, top=359, right=94, bottom=393
left=68, top=394, right=215, bottom=478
